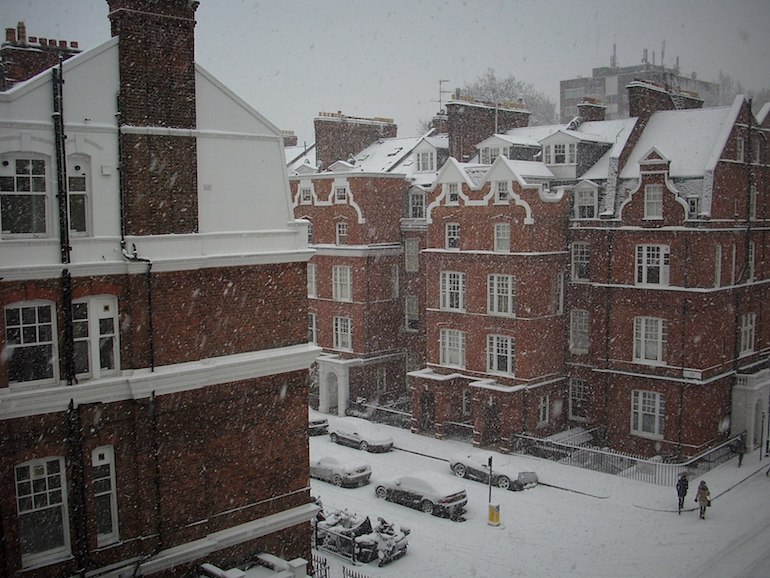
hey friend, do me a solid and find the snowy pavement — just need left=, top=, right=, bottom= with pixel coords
left=308, top=414, right=770, bottom=578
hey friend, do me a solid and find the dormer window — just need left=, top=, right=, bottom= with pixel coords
left=446, top=183, right=460, bottom=205
left=687, top=196, right=700, bottom=219
left=300, top=187, right=312, bottom=204
left=481, top=147, right=501, bottom=164
left=416, top=151, right=435, bottom=172
left=574, top=188, right=597, bottom=219
left=495, top=181, right=509, bottom=203
left=543, top=143, right=576, bottom=165
left=335, top=186, right=347, bottom=203
left=644, top=184, right=663, bottom=219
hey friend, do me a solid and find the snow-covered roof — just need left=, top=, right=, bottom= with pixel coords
left=286, top=143, right=317, bottom=173
left=580, top=118, right=638, bottom=180
left=619, top=104, right=737, bottom=179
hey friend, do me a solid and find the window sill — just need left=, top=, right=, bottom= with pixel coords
left=631, top=431, right=664, bottom=441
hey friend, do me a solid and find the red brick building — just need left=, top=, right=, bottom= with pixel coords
left=0, top=2, right=317, bottom=576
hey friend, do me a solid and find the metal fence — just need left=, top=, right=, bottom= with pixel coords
left=512, top=432, right=745, bottom=486
left=311, top=553, right=330, bottom=578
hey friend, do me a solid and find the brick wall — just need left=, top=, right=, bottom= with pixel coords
left=314, top=114, right=397, bottom=169
left=446, top=100, right=530, bottom=161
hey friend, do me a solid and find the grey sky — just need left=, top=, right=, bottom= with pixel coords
left=3, top=0, right=769, bottom=144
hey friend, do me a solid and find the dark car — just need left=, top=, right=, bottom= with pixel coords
left=309, top=456, right=372, bottom=487
left=449, top=452, right=538, bottom=491
left=374, top=471, right=467, bottom=519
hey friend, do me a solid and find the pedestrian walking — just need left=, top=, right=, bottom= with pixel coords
left=735, top=439, right=746, bottom=467
left=676, top=472, right=689, bottom=514
left=694, top=481, right=711, bottom=520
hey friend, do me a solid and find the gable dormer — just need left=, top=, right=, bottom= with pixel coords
left=540, top=132, right=579, bottom=179
left=413, top=140, right=437, bottom=173
left=619, top=148, right=688, bottom=226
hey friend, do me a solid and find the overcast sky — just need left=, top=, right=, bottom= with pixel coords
left=3, top=0, right=770, bottom=144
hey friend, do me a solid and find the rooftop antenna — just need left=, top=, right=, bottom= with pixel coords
left=661, top=40, right=665, bottom=67
left=434, top=79, right=452, bottom=111
left=610, top=43, right=617, bottom=68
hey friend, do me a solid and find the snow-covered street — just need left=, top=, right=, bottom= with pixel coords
left=309, top=415, right=770, bottom=578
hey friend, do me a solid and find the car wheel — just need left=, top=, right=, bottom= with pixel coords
left=420, top=499, right=435, bottom=514
left=359, top=441, right=369, bottom=452
left=375, top=486, right=387, bottom=499
left=452, top=463, right=467, bottom=478
left=331, top=474, right=343, bottom=487
left=329, top=433, right=338, bottom=443
left=497, top=475, right=511, bottom=490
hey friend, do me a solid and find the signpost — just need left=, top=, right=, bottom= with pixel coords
left=487, top=455, right=500, bottom=526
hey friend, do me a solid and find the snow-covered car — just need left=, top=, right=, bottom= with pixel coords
left=309, top=456, right=372, bottom=487
left=309, top=409, right=329, bottom=436
left=449, top=452, right=538, bottom=491
left=374, top=471, right=467, bottom=519
left=329, top=417, right=394, bottom=452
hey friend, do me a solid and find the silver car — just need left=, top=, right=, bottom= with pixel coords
left=328, top=417, right=394, bottom=452
left=310, top=456, right=372, bottom=487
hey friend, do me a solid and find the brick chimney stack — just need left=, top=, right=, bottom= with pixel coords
left=576, top=99, right=606, bottom=122
left=314, top=112, right=397, bottom=169
left=107, top=0, right=200, bottom=235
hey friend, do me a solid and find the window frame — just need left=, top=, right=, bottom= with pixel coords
left=570, top=309, right=589, bottom=354
left=445, top=222, right=460, bottom=250
left=446, top=183, right=460, bottom=205
left=332, top=265, right=352, bottom=302
left=494, top=222, right=510, bottom=252
left=300, top=186, right=313, bottom=204
left=408, top=189, right=425, bottom=218
left=569, top=378, right=587, bottom=421
left=740, top=312, right=756, bottom=356
left=67, top=154, right=91, bottom=237
left=308, top=312, right=317, bottom=344
left=574, top=188, right=597, bottom=219
left=487, top=273, right=515, bottom=317
left=644, top=184, right=663, bottom=219
left=416, top=151, right=435, bottom=172
left=571, top=242, right=590, bottom=282
left=335, top=185, right=348, bottom=203
left=307, top=263, right=317, bottom=297
left=538, top=394, right=550, bottom=426
left=92, top=446, right=119, bottom=547
left=335, top=221, right=348, bottom=245
left=440, top=271, right=466, bottom=312
left=631, top=390, right=665, bottom=439
left=635, top=244, right=670, bottom=286
left=495, top=181, right=509, bottom=203
left=5, top=301, right=57, bottom=385
left=487, top=334, right=515, bottom=376
left=405, top=238, right=420, bottom=272
left=1, top=155, right=49, bottom=238
left=405, top=294, right=419, bottom=331
left=72, top=296, right=120, bottom=381
left=439, top=328, right=466, bottom=368
left=15, top=456, right=71, bottom=567
left=633, top=316, right=667, bottom=365
left=333, top=316, right=352, bottom=351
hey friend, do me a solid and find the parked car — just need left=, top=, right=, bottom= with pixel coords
left=309, top=409, right=329, bottom=436
left=329, top=417, right=394, bottom=452
left=309, top=456, right=372, bottom=487
left=449, top=452, right=538, bottom=491
left=374, top=471, right=467, bottom=520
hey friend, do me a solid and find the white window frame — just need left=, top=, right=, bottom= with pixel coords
left=335, top=185, right=348, bottom=203
left=487, top=274, right=515, bottom=317
left=445, top=222, right=460, bottom=250
left=748, top=241, right=755, bottom=282
left=300, top=186, right=312, bottom=204
left=332, top=265, right=352, bottom=302
left=336, top=221, right=348, bottom=245
left=487, top=334, right=515, bottom=376
left=687, top=196, right=700, bottom=219
left=416, top=151, right=435, bottom=172
left=67, top=154, right=91, bottom=237
left=635, top=244, right=670, bottom=286
left=307, top=263, right=316, bottom=297
left=72, top=296, right=120, bottom=380
left=569, top=378, right=587, bottom=421
left=571, top=242, right=590, bottom=281
left=543, top=145, right=552, bottom=165
left=740, top=312, right=756, bottom=356
left=306, top=219, right=313, bottom=244
left=494, top=222, right=510, bottom=252
left=644, top=184, right=663, bottom=219
left=1, top=155, right=49, bottom=237
left=633, top=317, right=667, bottom=365
left=439, top=328, right=466, bottom=368
left=495, top=181, right=509, bottom=203
left=333, top=316, right=352, bottom=351
left=408, top=189, right=425, bottom=218
left=574, top=188, right=597, bottom=219
left=481, top=147, right=501, bottom=164
left=554, top=144, right=566, bottom=164
left=92, top=446, right=119, bottom=546
left=4, top=301, right=57, bottom=385
left=538, top=394, right=550, bottom=426
left=736, top=137, right=745, bottom=163
left=446, top=182, right=460, bottom=205
left=405, top=295, right=419, bottom=331
left=631, top=390, right=665, bottom=438
left=15, top=457, right=71, bottom=567
left=308, top=312, right=317, bottom=343
left=405, top=238, right=419, bottom=272
left=440, top=271, right=465, bottom=312
left=570, top=309, right=589, bottom=354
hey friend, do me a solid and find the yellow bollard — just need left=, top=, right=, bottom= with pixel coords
left=488, top=503, right=500, bottom=526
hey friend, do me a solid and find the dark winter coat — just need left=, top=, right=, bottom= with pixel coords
left=676, top=476, right=689, bottom=497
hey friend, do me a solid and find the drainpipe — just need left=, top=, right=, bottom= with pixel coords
left=116, top=92, right=156, bottom=371
left=52, top=62, right=77, bottom=385
left=67, top=399, right=88, bottom=576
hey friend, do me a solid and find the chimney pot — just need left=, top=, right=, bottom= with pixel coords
left=59, top=40, right=67, bottom=48
left=49, top=39, right=57, bottom=46
left=17, top=21, right=26, bottom=44
left=6, top=27, right=16, bottom=43
left=71, top=41, right=79, bottom=49
left=28, top=36, right=37, bottom=44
